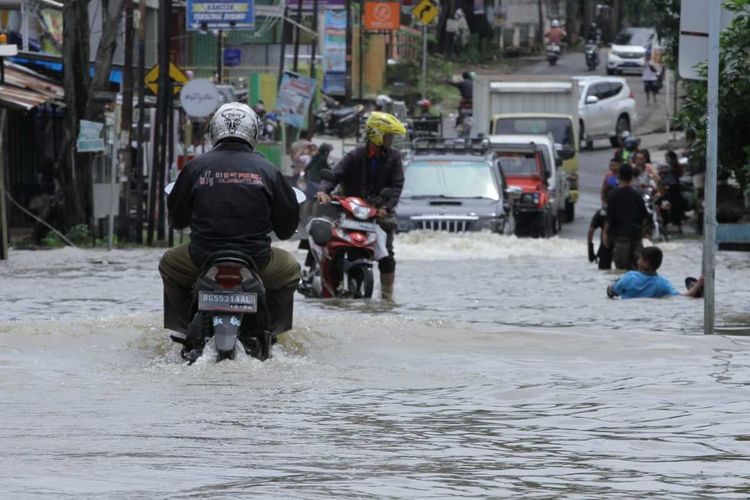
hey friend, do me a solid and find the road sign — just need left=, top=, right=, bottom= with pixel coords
left=678, top=0, right=736, bottom=80
left=144, top=62, right=189, bottom=96
left=180, top=79, right=222, bottom=118
left=186, top=0, right=255, bottom=31
left=364, top=2, right=401, bottom=31
left=412, top=0, right=439, bottom=26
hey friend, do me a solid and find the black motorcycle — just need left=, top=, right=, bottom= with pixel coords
left=174, top=251, right=273, bottom=364
left=584, top=42, right=599, bottom=71
left=314, top=94, right=364, bottom=138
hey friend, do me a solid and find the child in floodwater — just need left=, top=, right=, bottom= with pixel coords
left=607, top=246, right=704, bottom=299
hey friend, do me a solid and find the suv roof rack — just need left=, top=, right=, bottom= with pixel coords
left=412, top=137, right=491, bottom=156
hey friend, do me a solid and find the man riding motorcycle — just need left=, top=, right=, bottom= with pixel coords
left=159, top=102, right=301, bottom=346
left=316, top=112, right=407, bottom=300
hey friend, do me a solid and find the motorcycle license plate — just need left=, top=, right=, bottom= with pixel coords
left=198, top=291, right=258, bottom=313
left=339, top=219, right=377, bottom=232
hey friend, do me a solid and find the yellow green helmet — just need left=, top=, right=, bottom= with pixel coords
left=365, top=111, right=407, bottom=146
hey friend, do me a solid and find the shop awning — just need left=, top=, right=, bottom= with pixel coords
left=0, top=61, right=64, bottom=111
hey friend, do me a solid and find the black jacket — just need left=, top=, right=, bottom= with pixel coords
left=319, top=144, right=404, bottom=210
left=168, top=140, right=299, bottom=268
left=449, top=79, right=473, bottom=100
left=607, top=186, right=648, bottom=239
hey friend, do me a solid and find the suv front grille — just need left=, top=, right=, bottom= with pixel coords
left=411, top=216, right=479, bottom=232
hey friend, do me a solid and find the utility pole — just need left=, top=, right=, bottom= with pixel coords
left=292, top=0, right=303, bottom=72
left=703, top=1, right=721, bottom=334
left=135, top=0, right=146, bottom=243
left=0, top=109, right=8, bottom=260
left=119, top=0, right=135, bottom=242
left=277, top=3, right=289, bottom=86
left=358, top=0, right=364, bottom=99
left=345, top=0, right=352, bottom=103
left=537, top=0, right=544, bottom=50
left=307, top=0, right=319, bottom=129
left=216, top=30, right=224, bottom=83
left=148, top=0, right=171, bottom=244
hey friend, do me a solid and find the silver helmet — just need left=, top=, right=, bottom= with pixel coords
left=209, top=102, right=262, bottom=150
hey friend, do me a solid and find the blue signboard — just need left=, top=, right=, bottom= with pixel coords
left=224, top=48, right=242, bottom=67
left=186, top=0, right=255, bottom=31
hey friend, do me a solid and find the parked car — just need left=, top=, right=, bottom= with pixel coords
left=606, top=27, right=660, bottom=75
left=574, top=76, right=638, bottom=149
left=396, top=139, right=506, bottom=234
left=488, top=134, right=572, bottom=235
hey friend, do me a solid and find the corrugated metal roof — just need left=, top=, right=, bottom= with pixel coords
left=0, top=60, right=64, bottom=111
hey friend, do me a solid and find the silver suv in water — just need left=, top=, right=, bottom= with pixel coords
left=395, top=139, right=506, bottom=234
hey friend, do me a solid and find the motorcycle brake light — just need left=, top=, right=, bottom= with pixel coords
left=215, top=264, right=243, bottom=289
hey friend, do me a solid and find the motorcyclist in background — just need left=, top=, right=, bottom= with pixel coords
left=545, top=19, right=567, bottom=45
left=584, top=22, right=601, bottom=66
left=585, top=22, right=601, bottom=44
left=316, top=112, right=407, bottom=300
left=159, top=102, right=301, bottom=345
left=448, top=71, right=474, bottom=102
left=448, top=72, right=474, bottom=128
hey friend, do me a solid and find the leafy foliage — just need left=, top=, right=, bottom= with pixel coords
left=679, top=0, right=750, bottom=194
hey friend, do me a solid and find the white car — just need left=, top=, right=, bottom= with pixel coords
left=606, top=27, right=659, bottom=75
left=574, top=76, right=638, bottom=149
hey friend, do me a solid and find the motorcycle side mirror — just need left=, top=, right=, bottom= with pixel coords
left=557, top=147, right=575, bottom=160
left=379, top=188, right=394, bottom=202
left=319, top=169, right=336, bottom=182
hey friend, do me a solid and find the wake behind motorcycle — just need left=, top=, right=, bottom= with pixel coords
left=315, top=94, right=364, bottom=138
left=298, top=172, right=392, bottom=299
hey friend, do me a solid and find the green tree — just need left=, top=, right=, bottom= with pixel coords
left=680, top=0, right=750, bottom=194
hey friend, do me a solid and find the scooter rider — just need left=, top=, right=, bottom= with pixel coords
left=159, top=102, right=301, bottom=342
left=545, top=19, right=567, bottom=45
left=316, top=112, right=407, bottom=300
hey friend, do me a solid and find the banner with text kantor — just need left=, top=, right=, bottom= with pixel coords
left=186, top=0, right=255, bottom=30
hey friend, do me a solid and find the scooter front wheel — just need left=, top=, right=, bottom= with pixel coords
left=347, top=265, right=374, bottom=299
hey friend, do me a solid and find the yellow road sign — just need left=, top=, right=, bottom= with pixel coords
left=412, top=0, right=439, bottom=26
left=144, top=62, right=189, bottom=96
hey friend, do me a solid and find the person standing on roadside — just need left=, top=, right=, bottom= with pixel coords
left=643, top=56, right=660, bottom=105
left=604, top=164, right=649, bottom=270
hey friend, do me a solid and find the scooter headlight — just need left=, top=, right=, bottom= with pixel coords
left=334, top=228, right=352, bottom=242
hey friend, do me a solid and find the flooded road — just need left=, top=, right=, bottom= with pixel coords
left=2, top=235, right=750, bottom=498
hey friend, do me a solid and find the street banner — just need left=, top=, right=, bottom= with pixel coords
left=323, top=9, right=347, bottom=72
left=364, top=2, right=401, bottom=31
left=275, top=71, right=317, bottom=129
left=186, top=0, right=255, bottom=31
left=76, top=120, right=105, bottom=153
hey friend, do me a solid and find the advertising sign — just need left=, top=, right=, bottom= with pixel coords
left=364, top=2, right=401, bottom=31
left=77, top=120, right=105, bottom=153
left=275, top=71, right=317, bottom=129
left=323, top=9, right=347, bottom=73
left=180, top=79, right=222, bottom=118
left=186, top=0, right=255, bottom=31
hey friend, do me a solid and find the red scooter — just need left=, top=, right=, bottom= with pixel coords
left=298, top=180, right=392, bottom=299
